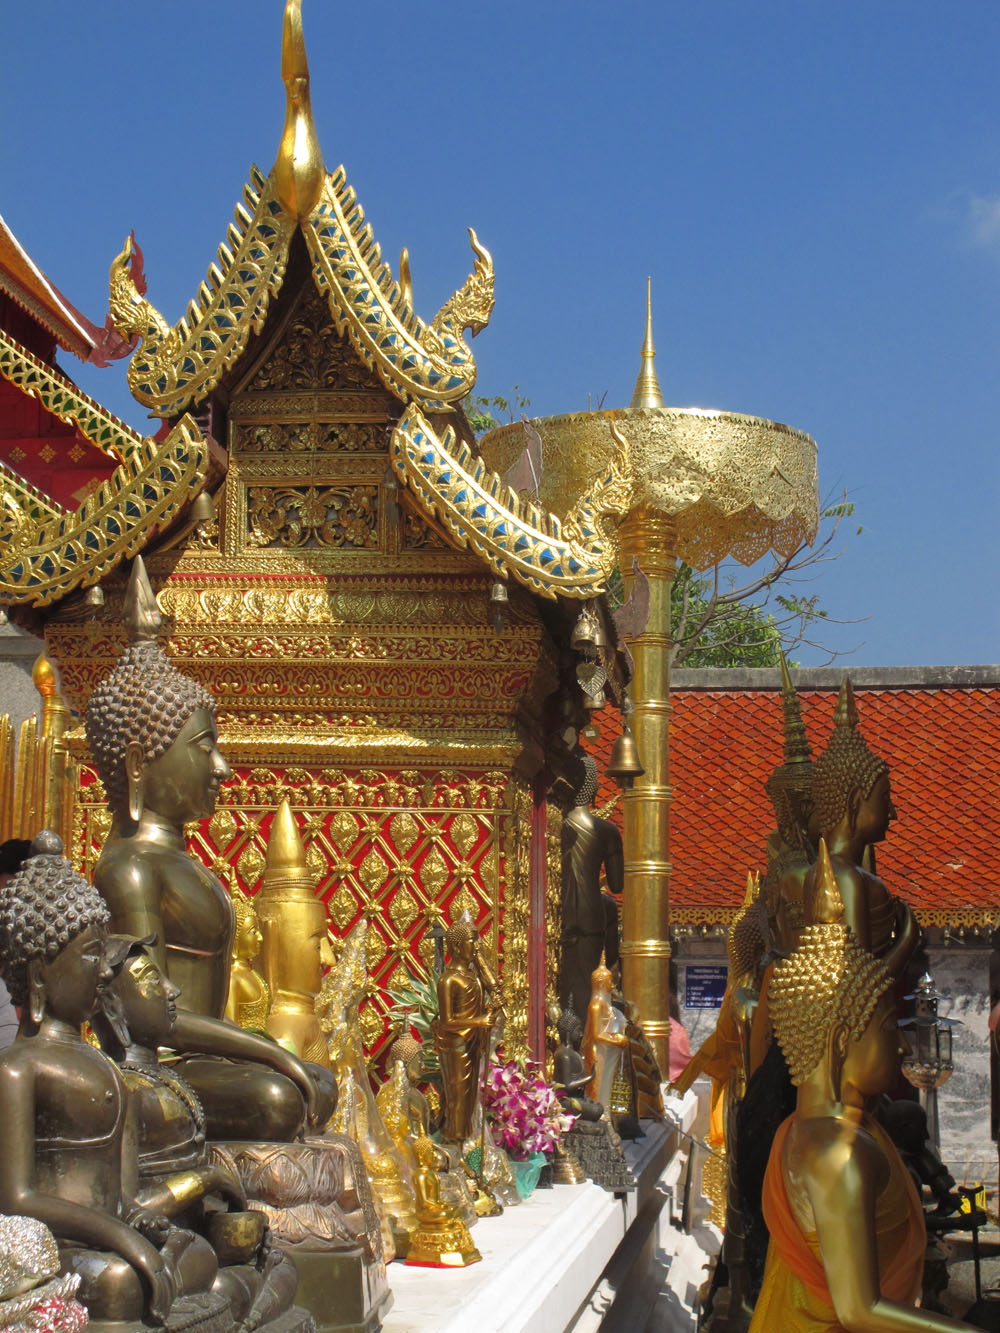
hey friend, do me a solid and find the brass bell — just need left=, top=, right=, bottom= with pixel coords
left=607, top=722, right=644, bottom=789
left=489, top=579, right=508, bottom=634
left=190, top=490, right=215, bottom=525
left=570, top=606, right=601, bottom=657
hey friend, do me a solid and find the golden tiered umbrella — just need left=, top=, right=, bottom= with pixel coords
left=478, top=281, right=819, bottom=1068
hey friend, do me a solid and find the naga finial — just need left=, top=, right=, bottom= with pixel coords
left=274, top=0, right=324, bottom=221
left=123, top=555, right=164, bottom=645
left=630, top=276, right=665, bottom=410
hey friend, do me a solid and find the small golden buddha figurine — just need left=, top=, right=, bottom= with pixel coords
left=803, top=676, right=917, bottom=977
left=0, top=833, right=225, bottom=1330
left=559, top=750, right=625, bottom=1029
left=749, top=839, right=974, bottom=1333
left=405, top=1137, right=481, bottom=1269
left=322, top=922, right=418, bottom=1257
left=378, top=1036, right=477, bottom=1229
left=85, top=556, right=329, bottom=1139
left=224, top=887, right=270, bottom=1032
left=435, top=920, right=502, bottom=1145
left=256, top=799, right=331, bottom=1067
left=581, top=954, right=628, bottom=1111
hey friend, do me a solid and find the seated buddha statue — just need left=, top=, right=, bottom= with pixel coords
left=749, top=839, right=973, bottom=1333
left=405, top=1138, right=481, bottom=1270
left=802, top=676, right=917, bottom=978
left=224, top=887, right=270, bottom=1033
left=552, top=1004, right=603, bottom=1125
left=85, top=556, right=329, bottom=1140
left=0, top=833, right=225, bottom=1330
left=94, top=938, right=303, bottom=1332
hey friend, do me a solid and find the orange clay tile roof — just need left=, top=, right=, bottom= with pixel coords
left=589, top=671, right=999, bottom=919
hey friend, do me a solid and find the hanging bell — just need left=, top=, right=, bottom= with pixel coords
left=190, top=490, right=215, bottom=525
left=0, top=604, right=7, bottom=626
left=570, top=606, right=600, bottom=658
left=84, top=584, right=105, bottom=608
left=489, top=579, right=509, bottom=633
left=607, top=722, right=644, bottom=789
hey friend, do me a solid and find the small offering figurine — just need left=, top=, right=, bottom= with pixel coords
left=405, top=1138, right=481, bottom=1270
left=224, top=888, right=270, bottom=1031
left=749, top=839, right=975, bottom=1333
left=581, top=955, right=628, bottom=1110
left=0, top=1214, right=88, bottom=1332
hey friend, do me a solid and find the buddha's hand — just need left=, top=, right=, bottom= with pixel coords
left=126, top=1206, right=172, bottom=1246
left=122, top=1234, right=177, bottom=1326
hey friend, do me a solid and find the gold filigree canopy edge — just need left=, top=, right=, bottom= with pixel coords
left=0, top=417, right=209, bottom=606
left=479, top=405, right=820, bottom=570
left=390, top=404, right=624, bottom=600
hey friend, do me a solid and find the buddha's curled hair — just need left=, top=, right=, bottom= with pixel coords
left=0, top=832, right=109, bottom=1007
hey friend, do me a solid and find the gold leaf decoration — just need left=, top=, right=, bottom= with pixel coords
left=390, top=811, right=419, bottom=856
left=389, top=963, right=412, bottom=993
left=450, top=812, right=478, bottom=857
left=388, top=887, right=419, bottom=933
left=208, top=808, right=238, bottom=849
left=420, top=846, right=450, bottom=896
left=359, top=847, right=388, bottom=895
left=451, top=886, right=478, bottom=922
left=417, top=934, right=435, bottom=968
left=237, top=841, right=265, bottom=888
left=330, top=811, right=360, bottom=851
left=365, top=926, right=385, bottom=971
left=359, top=1002, right=384, bottom=1051
left=329, top=884, right=359, bottom=932
left=306, top=841, right=327, bottom=885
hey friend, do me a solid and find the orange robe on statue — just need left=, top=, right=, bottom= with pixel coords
left=749, top=1115, right=925, bottom=1332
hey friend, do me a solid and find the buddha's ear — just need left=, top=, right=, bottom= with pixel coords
left=846, top=785, right=863, bottom=832
left=26, top=958, right=46, bottom=1026
left=125, top=742, right=145, bottom=823
left=829, top=1020, right=850, bottom=1100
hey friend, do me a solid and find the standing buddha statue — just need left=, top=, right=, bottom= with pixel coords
left=435, top=920, right=502, bottom=1146
left=749, top=840, right=974, bottom=1332
left=256, top=799, right=332, bottom=1067
left=581, top=954, right=628, bottom=1111
left=85, top=556, right=328, bottom=1140
left=224, top=887, right=270, bottom=1032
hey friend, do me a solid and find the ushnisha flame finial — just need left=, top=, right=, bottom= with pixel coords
left=123, top=555, right=163, bottom=645
left=629, top=276, right=665, bottom=410
left=779, top=651, right=812, bottom=767
left=832, top=674, right=860, bottom=730
left=274, top=0, right=324, bottom=221
left=260, top=798, right=313, bottom=899
left=810, top=836, right=845, bottom=926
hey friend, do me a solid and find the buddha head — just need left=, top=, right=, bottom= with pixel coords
left=232, top=890, right=263, bottom=965
left=727, top=873, right=767, bottom=980
left=811, top=677, right=894, bottom=846
left=445, top=920, right=476, bottom=966
left=390, top=1034, right=423, bottom=1086
left=256, top=800, right=326, bottom=996
left=589, top=953, right=614, bottom=999
left=556, top=1005, right=583, bottom=1052
left=770, top=838, right=903, bottom=1100
left=569, top=750, right=599, bottom=809
left=84, top=556, right=230, bottom=826
left=96, top=937, right=180, bottom=1056
left=0, top=831, right=111, bottom=1027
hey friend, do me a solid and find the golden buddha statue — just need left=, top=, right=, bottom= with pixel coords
left=804, top=676, right=917, bottom=977
left=750, top=839, right=973, bottom=1333
left=405, top=1137, right=481, bottom=1270
left=0, top=833, right=227, bottom=1330
left=435, top=920, right=503, bottom=1146
left=322, top=922, right=418, bottom=1257
left=559, top=750, right=625, bottom=1028
left=256, top=799, right=332, bottom=1067
left=224, top=887, right=270, bottom=1032
left=85, top=556, right=328, bottom=1140
left=581, top=954, right=628, bottom=1111
left=377, top=1036, right=477, bottom=1229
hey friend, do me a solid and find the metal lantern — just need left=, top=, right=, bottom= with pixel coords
left=900, top=971, right=959, bottom=1149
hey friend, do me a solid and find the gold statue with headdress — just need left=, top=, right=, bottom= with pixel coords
left=224, top=887, right=270, bottom=1032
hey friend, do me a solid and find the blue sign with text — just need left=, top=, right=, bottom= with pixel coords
left=684, top=964, right=729, bottom=1010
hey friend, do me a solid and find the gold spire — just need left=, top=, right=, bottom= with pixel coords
left=832, top=674, right=860, bottom=730
left=124, top=555, right=163, bottom=645
left=260, top=798, right=313, bottom=900
left=629, top=277, right=665, bottom=410
left=274, top=0, right=324, bottom=221
left=778, top=651, right=812, bottom=766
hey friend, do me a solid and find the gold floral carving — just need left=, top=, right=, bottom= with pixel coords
left=208, top=807, right=239, bottom=849
left=545, top=802, right=562, bottom=1024
left=237, top=841, right=266, bottom=889
left=389, top=812, right=418, bottom=856
left=245, top=286, right=384, bottom=394
left=235, top=420, right=386, bottom=455
left=246, top=483, right=378, bottom=549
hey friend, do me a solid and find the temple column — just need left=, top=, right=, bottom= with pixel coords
left=618, top=508, right=676, bottom=1073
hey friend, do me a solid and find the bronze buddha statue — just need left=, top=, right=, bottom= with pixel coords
left=804, top=677, right=917, bottom=977
left=435, top=921, right=502, bottom=1147
left=85, top=556, right=328, bottom=1140
left=0, top=832, right=227, bottom=1330
left=559, top=751, right=624, bottom=1028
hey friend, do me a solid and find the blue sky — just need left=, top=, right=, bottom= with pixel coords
left=3, top=2, right=997, bottom=665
